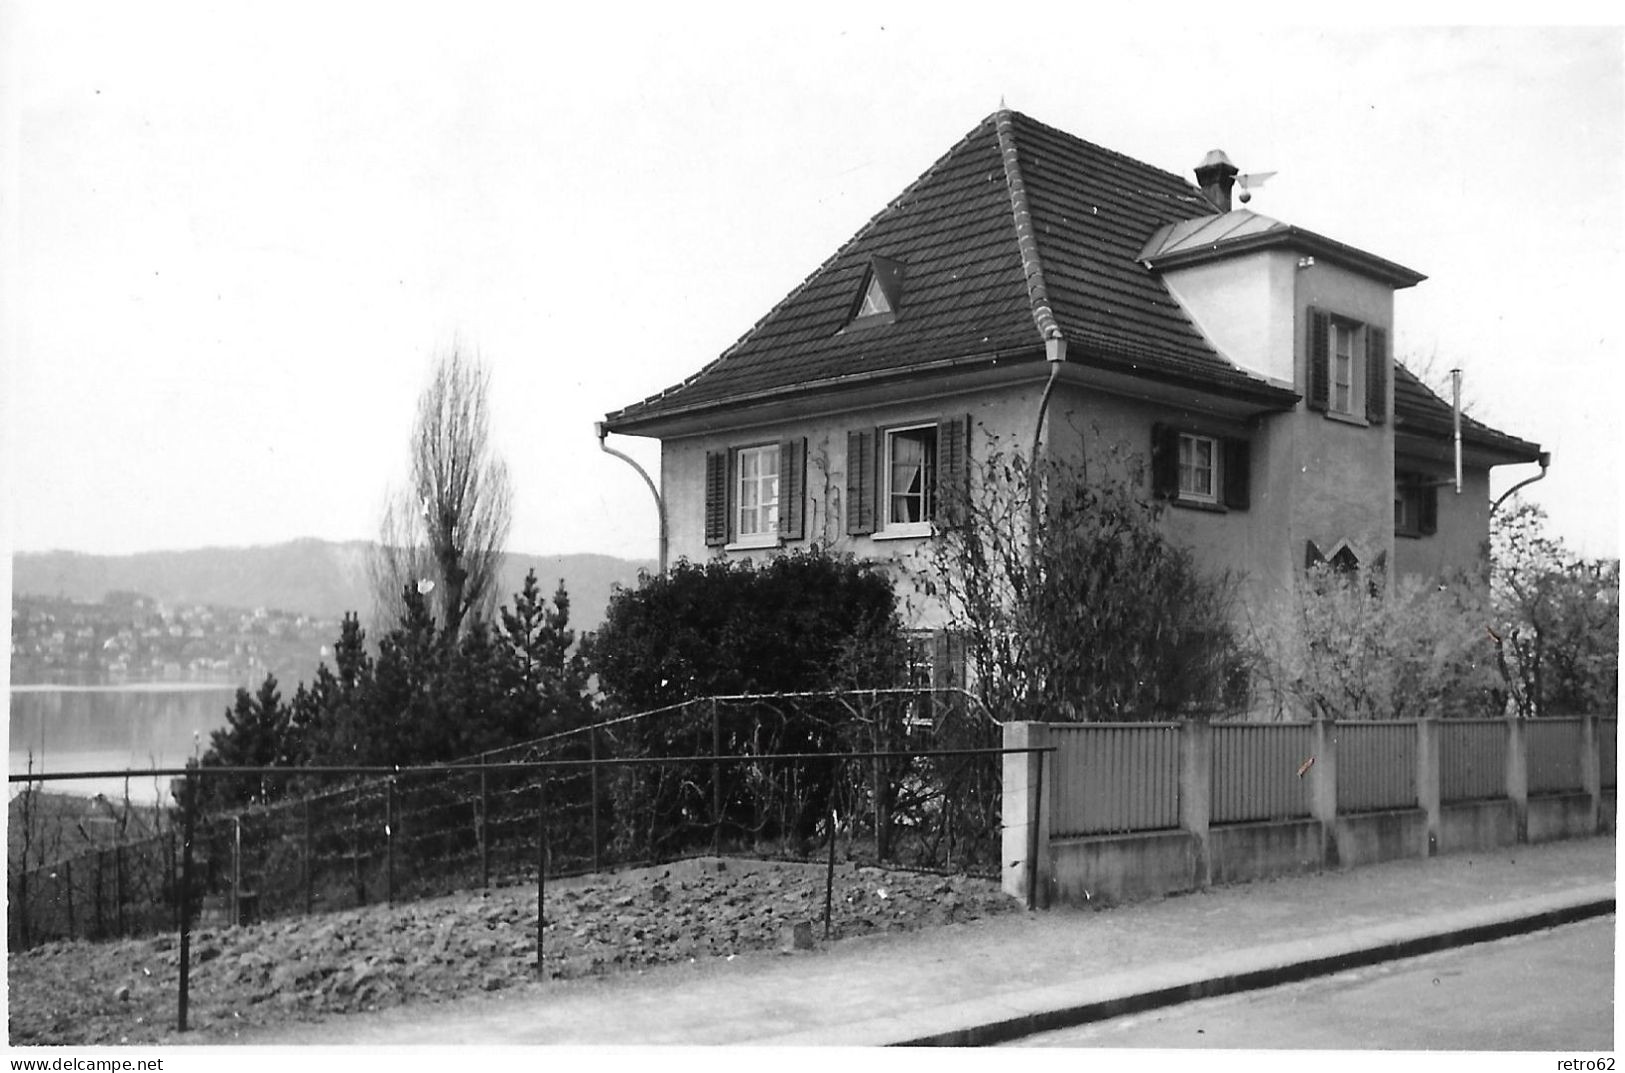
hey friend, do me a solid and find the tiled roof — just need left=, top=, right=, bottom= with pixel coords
left=605, top=110, right=1295, bottom=430
left=1393, top=362, right=1541, bottom=462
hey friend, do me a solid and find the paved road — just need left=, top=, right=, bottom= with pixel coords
left=1011, top=915, right=1616, bottom=1051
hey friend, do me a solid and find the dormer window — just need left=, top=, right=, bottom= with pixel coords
left=857, top=274, right=891, bottom=317
left=846, top=256, right=906, bottom=329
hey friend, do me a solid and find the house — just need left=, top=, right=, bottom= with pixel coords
left=601, top=109, right=1542, bottom=684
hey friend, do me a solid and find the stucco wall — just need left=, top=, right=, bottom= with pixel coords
left=1288, top=259, right=1397, bottom=579
left=660, top=381, right=1047, bottom=629
left=1391, top=465, right=1492, bottom=580
left=1160, top=249, right=1297, bottom=386
left=1045, top=384, right=1280, bottom=607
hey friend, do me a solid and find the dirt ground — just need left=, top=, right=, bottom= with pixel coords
left=7, top=855, right=1015, bottom=1045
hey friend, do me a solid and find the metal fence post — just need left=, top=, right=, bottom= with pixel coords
left=177, top=770, right=196, bottom=1033
left=114, top=843, right=126, bottom=936
left=824, top=758, right=837, bottom=940
left=535, top=770, right=547, bottom=978
left=385, top=778, right=396, bottom=907
left=351, top=791, right=364, bottom=907
left=480, top=762, right=490, bottom=891
left=589, top=727, right=602, bottom=874
left=231, top=814, right=242, bottom=929
left=303, top=798, right=313, bottom=916
left=63, top=860, right=75, bottom=941
left=712, top=699, right=723, bottom=856
left=95, top=850, right=106, bottom=939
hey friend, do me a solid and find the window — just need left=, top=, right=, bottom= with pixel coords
left=1332, top=321, right=1357, bottom=415
left=1177, top=433, right=1219, bottom=503
left=844, top=416, right=969, bottom=538
left=844, top=255, right=906, bottom=330
left=1394, top=472, right=1438, bottom=537
left=704, top=438, right=806, bottom=548
left=1307, top=308, right=1388, bottom=423
left=857, top=275, right=891, bottom=317
left=886, top=425, right=937, bottom=529
left=735, top=444, right=779, bottom=540
left=1152, top=425, right=1249, bottom=510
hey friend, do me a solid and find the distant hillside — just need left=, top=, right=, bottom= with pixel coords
left=12, top=539, right=653, bottom=631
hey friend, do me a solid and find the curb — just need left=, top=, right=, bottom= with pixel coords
left=891, top=894, right=1615, bottom=1047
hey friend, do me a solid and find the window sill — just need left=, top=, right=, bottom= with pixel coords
left=1323, top=410, right=1369, bottom=428
left=724, top=535, right=781, bottom=552
left=1394, top=529, right=1428, bottom=540
left=1169, top=497, right=1227, bottom=515
left=873, top=524, right=933, bottom=541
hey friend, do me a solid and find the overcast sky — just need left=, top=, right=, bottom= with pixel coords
left=2, top=10, right=1620, bottom=567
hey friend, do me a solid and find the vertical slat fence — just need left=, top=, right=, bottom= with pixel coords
left=1438, top=720, right=1507, bottom=802
left=1336, top=722, right=1418, bottom=812
left=1210, top=723, right=1313, bottom=824
left=1048, top=723, right=1180, bottom=837
left=1526, top=718, right=1585, bottom=795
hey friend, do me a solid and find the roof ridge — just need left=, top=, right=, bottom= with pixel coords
left=995, top=109, right=1063, bottom=344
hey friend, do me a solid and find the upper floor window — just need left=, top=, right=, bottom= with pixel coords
left=1308, top=307, right=1388, bottom=424
left=844, top=415, right=969, bottom=538
left=1332, top=321, right=1358, bottom=415
left=704, top=438, right=806, bottom=549
left=1152, top=424, right=1250, bottom=511
left=1177, top=433, right=1220, bottom=504
left=886, top=425, right=937, bottom=530
left=735, top=444, right=780, bottom=540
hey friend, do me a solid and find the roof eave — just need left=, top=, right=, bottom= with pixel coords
left=1394, top=416, right=1544, bottom=466
left=602, top=344, right=1050, bottom=436
left=1145, top=227, right=1427, bottom=290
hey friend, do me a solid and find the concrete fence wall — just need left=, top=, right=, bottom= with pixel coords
left=1003, top=716, right=1616, bottom=908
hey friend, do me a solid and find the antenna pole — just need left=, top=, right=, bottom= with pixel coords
left=1450, top=369, right=1463, bottom=495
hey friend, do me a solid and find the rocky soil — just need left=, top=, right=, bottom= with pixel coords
left=8, top=857, right=1015, bottom=1046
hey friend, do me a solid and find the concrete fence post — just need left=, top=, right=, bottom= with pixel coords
left=1001, top=722, right=1051, bottom=906
left=1506, top=717, right=1529, bottom=843
left=1415, top=717, right=1441, bottom=856
left=1581, top=714, right=1601, bottom=834
left=1178, top=719, right=1212, bottom=889
left=1310, top=718, right=1339, bottom=868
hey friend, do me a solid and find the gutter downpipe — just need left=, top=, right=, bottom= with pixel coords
left=595, top=421, right=668, bottom=576
left=1450, top=368, right=1463, bottom=495
left=1492, top=451, right=1552, bottom=516
left=1027, top=337, right=1067, bottom=562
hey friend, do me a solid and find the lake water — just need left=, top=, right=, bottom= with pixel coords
left=9, top=684, right=239, bottom=804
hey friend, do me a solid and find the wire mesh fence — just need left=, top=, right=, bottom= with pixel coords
left=8, top=688, right=1003, bottom=951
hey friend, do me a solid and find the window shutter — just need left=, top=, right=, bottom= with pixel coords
left=1222, top=438, right=1251, bottom=511
left=845, top=429, right=876, bottom=535
left=779, top=437, right=806, bottom=541
left=1419, top=482, right=1438, bottom=535
left=1307, top=307, right=1330, bottom=413
left=1366, top=326, right=1389, bottom=425
left=1150, top=424, right=1179, bottom=498
left=935, top=414, right=970, bottom=526
left=704, top=450, right=728, bottom=547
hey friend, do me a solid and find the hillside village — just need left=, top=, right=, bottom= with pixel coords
left=9, top=592, right=336, bottom=688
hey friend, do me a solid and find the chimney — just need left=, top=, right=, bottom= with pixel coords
left=1194, top=149, right=1238, bottom=213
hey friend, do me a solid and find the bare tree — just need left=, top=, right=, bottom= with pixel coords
left=370, top=346, right=513, bottom=639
